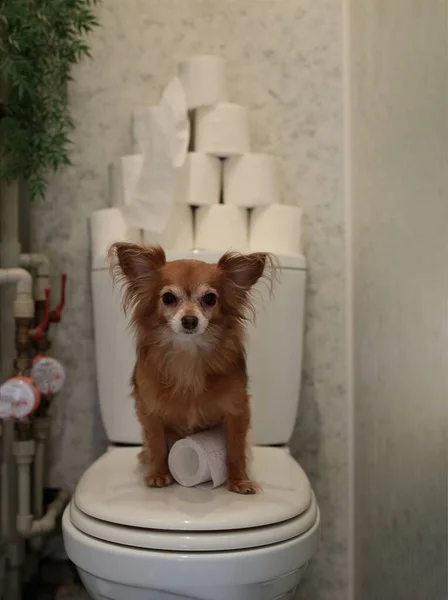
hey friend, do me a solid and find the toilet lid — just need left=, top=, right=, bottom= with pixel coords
left=74, top=446, right=312, bottom=533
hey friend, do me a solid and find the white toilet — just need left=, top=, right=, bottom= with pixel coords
left=62, top=249, right=320, bottom=600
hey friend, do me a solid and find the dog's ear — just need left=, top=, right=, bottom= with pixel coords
left=108, top=243, right=166, bottom=314
left=109, top=243, right=166, bottom=282
left=217, top=251, right=275, bottom=290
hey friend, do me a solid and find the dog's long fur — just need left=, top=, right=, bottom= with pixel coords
left=109, top=243, right=277, bottom=494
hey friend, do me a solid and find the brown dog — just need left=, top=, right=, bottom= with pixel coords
left=109, top=243, right=275, bottom=494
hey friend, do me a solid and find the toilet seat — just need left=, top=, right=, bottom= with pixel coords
left=71, top=446, right=316, bottom=551
left=70, top=493, right=318, bottom=552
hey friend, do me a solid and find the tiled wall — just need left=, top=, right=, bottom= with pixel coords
left=30, top=2, right=347, bottom=598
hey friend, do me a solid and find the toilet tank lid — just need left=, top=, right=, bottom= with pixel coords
left=92, top=251, right=306, bottom=272
left=74, top=446, right=312, bottom=532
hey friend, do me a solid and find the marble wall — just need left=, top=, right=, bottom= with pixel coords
left=30, top=1, right=348, bottom=598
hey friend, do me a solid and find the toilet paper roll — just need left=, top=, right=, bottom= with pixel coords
left=223, top=153, right=280, bottom=208
left=168, top=427, right=227, bottom=488
left=249, top=205, right=303, bottom=255
left=195, top=104, right=251, bottom=158
left=177, top=153, right=221, bottom=206
left=90, top=208, right=141, bottom=260
left=143, top=204, right=194, bottom=250
left=195, top=205, right=249, bottom=253
left=109, top=155, right=143, bottom=207
left=178, top=55, right=229, bottom=109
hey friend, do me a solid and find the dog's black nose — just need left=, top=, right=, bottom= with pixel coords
left=181, top=315, right=199, bottom=331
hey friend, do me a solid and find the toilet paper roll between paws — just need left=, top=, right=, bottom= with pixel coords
left=178, top=55, right=229, bottom=109
left=90, top=208, right=141, bottom=261
left=249, top=205, right=303, bottom=255
left=109, top=155, right=143, bottom=207
left=223, top=154, right=280, bottom=207
left=195, top=205, right=249, bottom=253
left=143, top=204, right=194, bottom=251
left=195, top=104, right=250, bottom=158
left=168, top=428, right=227, bottom=488
left=177, top=153, right=221, bottom=206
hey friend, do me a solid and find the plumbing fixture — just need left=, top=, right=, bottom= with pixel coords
left=19, top=254, right=50, bottom=304
left=0, top=266, right=34, bottom=571
left=0, top=252, right=69, bottom=600
left=0, top=269, right=33, bottom=319
left=14, top=439, right=70, bottom=539
left=0, top=377, right=41, bottom=420
left=14, top=432, right=69, bottom=539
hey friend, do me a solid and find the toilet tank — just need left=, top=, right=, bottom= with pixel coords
left=91, top=250, right=306, bottom=446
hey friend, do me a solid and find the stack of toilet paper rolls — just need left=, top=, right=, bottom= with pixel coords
left=179, top=55, right=303, bottom=255
left=93, top=55, right=303, bottom=259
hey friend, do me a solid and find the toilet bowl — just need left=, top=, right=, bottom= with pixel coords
left=62, top=446, right=320, bottom=600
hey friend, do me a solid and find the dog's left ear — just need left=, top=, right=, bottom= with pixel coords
left=108, top=243, right=166, bottom=314
left=218, top=252, right=274, bottom=290
left=108, top=243, right=166, bottom=282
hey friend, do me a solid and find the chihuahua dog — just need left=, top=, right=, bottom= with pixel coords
left=109, top=243, right=276, bottom=494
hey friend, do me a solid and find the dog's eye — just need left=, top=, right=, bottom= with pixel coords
left=162, top=292, right=177, bottom=305
left=203, top=293, right=217, bottom=306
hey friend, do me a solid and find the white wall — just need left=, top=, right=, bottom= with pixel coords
left=347, top=0, right=448, bottom=597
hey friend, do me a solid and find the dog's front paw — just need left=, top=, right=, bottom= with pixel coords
left=228, top=479, right=261, bottom=495
left=145, top=472, right=174, bottom=488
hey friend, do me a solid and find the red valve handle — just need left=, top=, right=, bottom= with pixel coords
left=32, top=288, right=51, bottom=342
left=50, top=273, right=67, bottom=323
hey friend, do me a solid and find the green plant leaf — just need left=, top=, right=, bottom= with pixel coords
left=0, top=0, right=101, bottom=199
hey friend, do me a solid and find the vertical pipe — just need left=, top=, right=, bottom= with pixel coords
left=0, top=420, right=15, bottom=539
left=33, top=438, right=45, bottom=519
left=16, top=462, right=30, bottom=518
left=0, top=182, right=20, bottom=550
left=1, top=76, right=23, bottom=600
left=0, top=179, right=21, bottom=381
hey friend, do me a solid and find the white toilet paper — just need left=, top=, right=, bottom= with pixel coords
left=223, top=153, right=280, bottom=208
left=249, top=204, right=303, bottom=255
left=195, top=103, right=251, bottom=157
left=109, top=155, right=144, bottom=208
left=168, top=427, right=227, bottom=488
left=178, top=55, right=229, bottom=109
left=143, top=204, right=194, bottom=250
left=90, top=208, right=141, bottom=260
left=195, top=205, right=249, bottom=253
left=130, top=77, right=190, bottom=233
left=177, top=153, right=221, bottom=206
